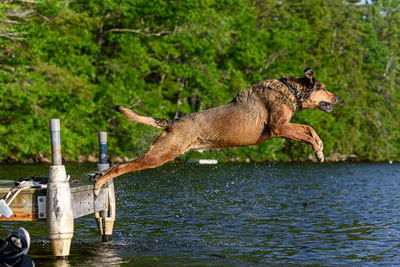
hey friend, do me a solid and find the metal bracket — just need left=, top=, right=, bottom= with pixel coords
left=38, top=196, right=46, bottom=219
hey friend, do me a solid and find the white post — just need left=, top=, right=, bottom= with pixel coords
left=95, top=132, right=115, bottom=241
left=97, top=132, right=109, bottom=172
left=47, top=119, right=74, bottom=258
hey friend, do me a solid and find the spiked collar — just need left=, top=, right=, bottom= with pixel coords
left=279, top=77, right=302, bottom=110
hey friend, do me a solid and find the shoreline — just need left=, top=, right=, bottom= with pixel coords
left=0, top=153, right=396, bottom=164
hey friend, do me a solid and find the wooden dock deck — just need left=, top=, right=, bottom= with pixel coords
left=0, top=184, right=109, bottom=221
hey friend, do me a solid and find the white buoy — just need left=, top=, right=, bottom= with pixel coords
left=188, top=159, right=218, bottom=164
left=47, top=119, right=74, bottom=259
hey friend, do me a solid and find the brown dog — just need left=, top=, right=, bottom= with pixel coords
left=93, top=68, right=338, bottom=193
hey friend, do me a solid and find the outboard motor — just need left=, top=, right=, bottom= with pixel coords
left=0, top=228, right=34, bottom=267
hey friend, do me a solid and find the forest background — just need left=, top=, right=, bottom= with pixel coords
left=0, top=0, right=399, bottom=163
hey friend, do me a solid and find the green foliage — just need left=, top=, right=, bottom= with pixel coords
left=0, top=0, right=399, bottom=162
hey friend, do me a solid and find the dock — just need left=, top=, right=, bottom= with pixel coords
left=0, top=119, right=115, bottom=258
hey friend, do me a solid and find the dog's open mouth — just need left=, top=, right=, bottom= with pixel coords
left=319, top=101, right=333, bottom=112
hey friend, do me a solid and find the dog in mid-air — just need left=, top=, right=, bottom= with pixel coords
left=93, top=68, right=338, bottom=193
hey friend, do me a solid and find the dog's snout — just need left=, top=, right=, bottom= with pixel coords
left=334, top=95, right=339, bottom=104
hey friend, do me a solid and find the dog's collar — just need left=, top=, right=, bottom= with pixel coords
left=279, top=78, right=302, bottom=110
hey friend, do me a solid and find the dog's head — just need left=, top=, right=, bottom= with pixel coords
left=296, top=68, right=339, bottom=113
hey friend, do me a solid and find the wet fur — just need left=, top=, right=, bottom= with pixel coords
left=94, top=69, right=338, bottom=193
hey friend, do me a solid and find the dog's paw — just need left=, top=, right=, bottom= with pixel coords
left=93, top=180, right=105, bottom=197
left=93, top=186, right=101, bottom=197
left=315, top=151, right=325, bottom=163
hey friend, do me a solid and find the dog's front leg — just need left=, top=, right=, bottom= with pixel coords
left=271, top=122, right=324, bottom=162
left=310, top=129, right=324, bottom=163
left=298, top=124, right=324, bottom=155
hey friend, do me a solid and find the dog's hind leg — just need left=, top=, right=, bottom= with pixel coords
left=94, top=131, right=191, bottom=194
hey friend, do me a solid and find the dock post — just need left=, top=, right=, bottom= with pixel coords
left=47, top=119, right=74, bottom=259
left=95, top=132, right=116, bottom=242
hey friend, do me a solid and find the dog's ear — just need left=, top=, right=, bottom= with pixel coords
left=303, top=68, right=314, bottom=81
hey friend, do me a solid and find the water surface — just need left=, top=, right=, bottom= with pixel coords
left=1, top=162, right=399, bottom=266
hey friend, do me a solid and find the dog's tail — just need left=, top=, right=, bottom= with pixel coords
left=111, top=105, right=170, bottom=129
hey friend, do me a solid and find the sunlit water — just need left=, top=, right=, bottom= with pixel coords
left=1, top=162, right=400, bottom=266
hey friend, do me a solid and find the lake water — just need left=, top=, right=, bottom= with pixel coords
left=1, top=162, right=400, bottom=266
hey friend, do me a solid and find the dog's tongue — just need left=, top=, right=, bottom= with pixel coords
left=321, top=102, right=331, bottom=108
left=320, top=102, right=333, bottom=112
